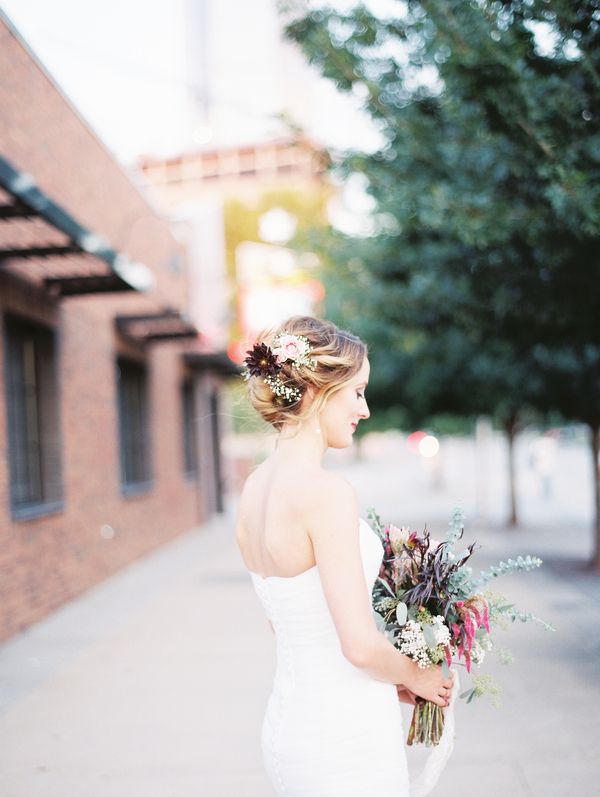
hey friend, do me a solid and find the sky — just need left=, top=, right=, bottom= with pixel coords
left=2, top=0, right=200, bottom=161
left=1, top=0, right=383, bottom=164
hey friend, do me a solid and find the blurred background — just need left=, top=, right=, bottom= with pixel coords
left=0, top=1, right=598, bottom=795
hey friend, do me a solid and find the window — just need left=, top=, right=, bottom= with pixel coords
left=182, top=379, right=198, bottom=477
left=4, top=315, right=63, bottom=518
left=116, top=358, right=151, bottom=492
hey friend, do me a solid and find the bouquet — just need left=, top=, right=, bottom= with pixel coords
left=369, top=507, right=553, bottom=747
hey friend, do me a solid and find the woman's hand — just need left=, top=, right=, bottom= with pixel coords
left=395, top=685, right=417, bottom=705
left=404, top=663, right=454, bottom=707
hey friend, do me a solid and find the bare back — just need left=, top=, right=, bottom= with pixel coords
left=236, top=456, right=326, bottom=578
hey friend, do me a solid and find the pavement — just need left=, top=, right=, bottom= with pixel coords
left=1, top=431, right=599, bottom=796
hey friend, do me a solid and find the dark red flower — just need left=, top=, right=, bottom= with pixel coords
left=243, top=342, right=281, bottom=377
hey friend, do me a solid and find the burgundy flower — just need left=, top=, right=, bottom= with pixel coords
left=243, top=342, right=282, bottom=377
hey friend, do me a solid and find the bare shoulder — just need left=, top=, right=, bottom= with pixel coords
left=236, top=462, right=358, bottom=545
left=239, top=463, right=259, bottom=501
left=303, top=470, right=359, bottom=530
left=235, top=465, right=261, bottom=541
left=308, top=470, right=357, bottom=507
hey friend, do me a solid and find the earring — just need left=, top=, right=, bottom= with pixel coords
left=315, top=427, right=321, bottom=434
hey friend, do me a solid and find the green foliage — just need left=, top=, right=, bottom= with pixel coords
left=473, top=555, right=544, bottom=587
left=283, top=0, right=600, bottom=429
left=471, top=673, right=502, bottom=708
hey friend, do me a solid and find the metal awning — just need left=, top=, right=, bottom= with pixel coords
left=0, top=155, right=154, bottom=296
left=184, top=350, right=242, bottom=377
left=116, top=310, right=198, bottom=343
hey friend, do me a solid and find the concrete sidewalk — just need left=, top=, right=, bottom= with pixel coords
left=0, top=510, right=275, bottom=797
left=1, top=441, right=599, bottom=796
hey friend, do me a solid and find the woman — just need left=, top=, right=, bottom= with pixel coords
left=236, top=315, right=453, bottom=796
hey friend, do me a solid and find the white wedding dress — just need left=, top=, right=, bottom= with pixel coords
left=249, top=517, right=410, bottom=796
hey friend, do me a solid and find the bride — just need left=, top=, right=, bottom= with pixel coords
left=236, top=315, right=454, bottom=796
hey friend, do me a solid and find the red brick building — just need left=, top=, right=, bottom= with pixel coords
left=138, top=137, right=329, bottom=206
left=0, top=13, right=238, bottom=641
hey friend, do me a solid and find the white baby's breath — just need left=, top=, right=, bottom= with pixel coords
left=398, top=621, right=431, bottom=669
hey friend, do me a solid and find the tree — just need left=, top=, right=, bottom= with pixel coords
left=312, top=224, right=542, bottom=524
left=283, top=0, right=600, bottom=559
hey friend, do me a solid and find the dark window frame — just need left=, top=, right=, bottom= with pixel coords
left=116, top=357, right=152, bottom=495
left=181, top=378, right=198, bottom=479
left=3, top=313, right=64, bottom=520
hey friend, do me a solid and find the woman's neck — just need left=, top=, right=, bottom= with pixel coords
left=271, top=422, right=327, bottom=467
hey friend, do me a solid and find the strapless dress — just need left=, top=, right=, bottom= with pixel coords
left=249, top=517, right=410, bottom=796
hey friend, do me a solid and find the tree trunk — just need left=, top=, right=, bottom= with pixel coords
left=591, top=423, right=600, bottom=570
left=504, top=413, right=519, bottom=527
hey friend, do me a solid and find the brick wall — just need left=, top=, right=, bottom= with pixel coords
left=0, top=17, right=208, bottom=641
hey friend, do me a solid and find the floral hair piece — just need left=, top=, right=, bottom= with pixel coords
left=243, top=332, right=317, bottom=404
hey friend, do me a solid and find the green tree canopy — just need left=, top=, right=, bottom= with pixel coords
left=283, top=0, right=600, bottom=557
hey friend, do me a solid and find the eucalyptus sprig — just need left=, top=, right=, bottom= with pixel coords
left=443, top=507, right=466, bottom=552
left=472, top=556, right=544, bottom=589
left=366, top=506, right=385, bottom=540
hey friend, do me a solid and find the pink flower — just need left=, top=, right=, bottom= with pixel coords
left=444, top=645, right=453, bottom=668
left=273, top=334, right=308, bottom=362
left=387, top=524, right=410, bottom=554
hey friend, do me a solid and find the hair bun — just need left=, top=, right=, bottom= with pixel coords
left=244, top=315, right=367, bottom=431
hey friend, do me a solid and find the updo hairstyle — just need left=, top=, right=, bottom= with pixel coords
left=245, top=315, right=368, bottom=432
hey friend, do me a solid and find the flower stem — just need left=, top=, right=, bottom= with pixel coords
left=407, top=700, right=446, bottom=746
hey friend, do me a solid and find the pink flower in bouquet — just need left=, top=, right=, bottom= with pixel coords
left=387, top=524, right=411, bottom=555
left=392, top=555, right=413, bottom=582
left=453, top=596, right=491, bottom=673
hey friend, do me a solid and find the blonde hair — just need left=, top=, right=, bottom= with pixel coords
left=244, top=315, right=368, bottom=431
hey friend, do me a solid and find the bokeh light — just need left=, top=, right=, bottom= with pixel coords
left=418, top=434, right=440, bottom=458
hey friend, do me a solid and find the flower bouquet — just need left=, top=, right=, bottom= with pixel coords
left=369, top=507, right=553, bottom=747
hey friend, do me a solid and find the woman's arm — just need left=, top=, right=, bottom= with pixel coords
left=306, top=474, right=451, bottom=707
